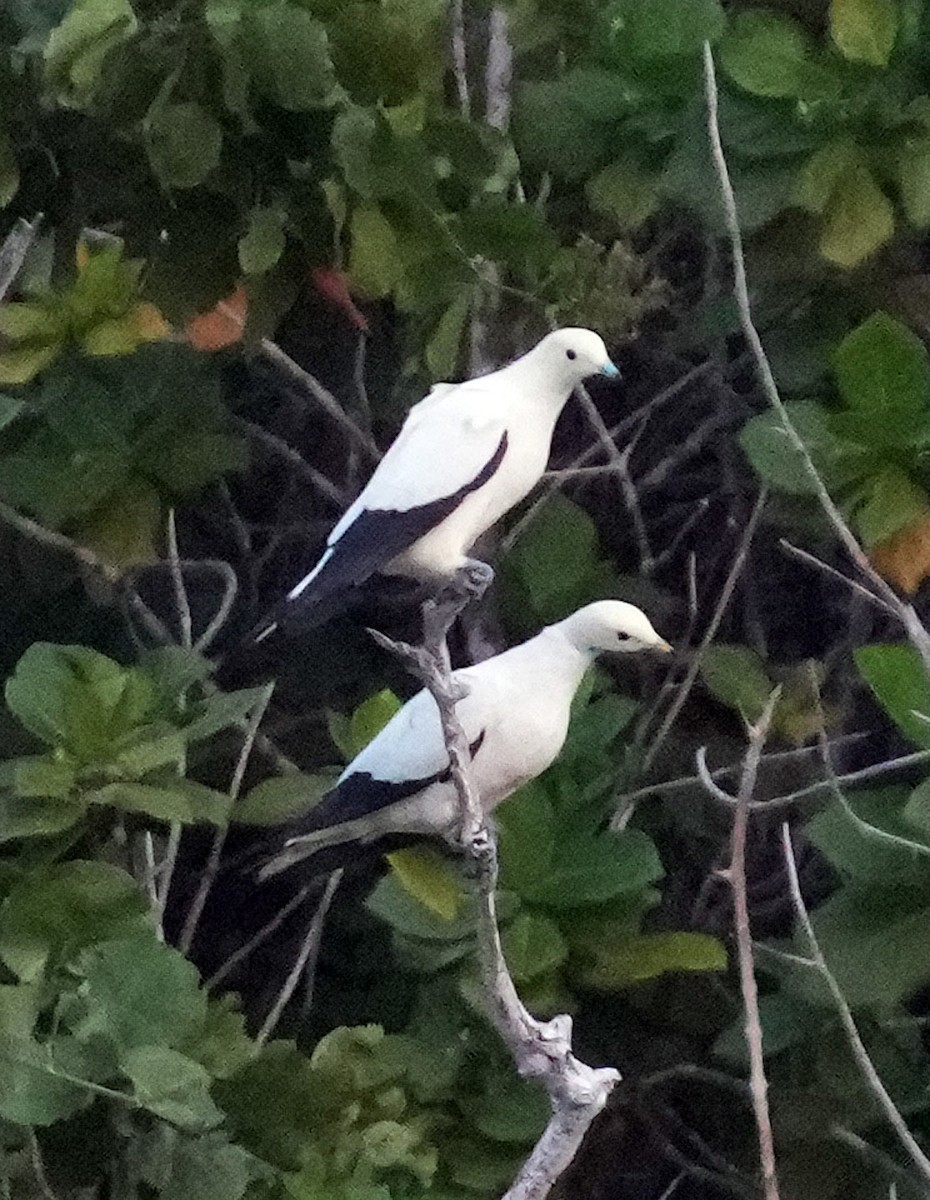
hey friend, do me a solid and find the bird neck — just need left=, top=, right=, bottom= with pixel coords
left=494, top=358, right=576, bottom=420
left=533, top=625, right=596, bottom=691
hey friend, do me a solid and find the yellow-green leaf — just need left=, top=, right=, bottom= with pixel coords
left=0, top=129, right=18, bottom=209
left=44, top=0, right=138, bottom=107
left=0, top=342, right=60, bottom=385
left=386, top=846, right=463, bottom=920
left=830, top=0, right=898, bottom=66
left=0, top=302, right=63, bottom=343
left=586, top=158, right=659, bottom=231
left=425, top=292, right=469, bottom=380
left=347, top=206, right=402, bottom=299
left=819, top=163, right=894, bottom=268
left=793, top=138, right=860, bottom=215
left=582, top=932, right=728, bottom=989
left=898, top=137, right=930, bottom=227
left=75, top=481, right=161, bottom=569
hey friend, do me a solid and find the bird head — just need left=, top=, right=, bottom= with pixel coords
left=558, top=600, right=672, bottom=656
left=530, top=328, right=621, bottom=388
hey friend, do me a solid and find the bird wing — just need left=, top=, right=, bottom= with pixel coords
left=274, top=387, right=509, bottom=621
left=283, top=685, right=487, bottom=834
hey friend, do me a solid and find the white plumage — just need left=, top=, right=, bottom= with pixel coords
left=260, top=601, right=670, bottom=878
left=254, top=329, right=619, bottom=638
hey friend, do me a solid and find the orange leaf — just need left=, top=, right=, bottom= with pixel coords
left=312, top=267, right=368, bottom=332
left=870, top=510, right=930, bottom=594
left=185, top=283, right=248, bottom=351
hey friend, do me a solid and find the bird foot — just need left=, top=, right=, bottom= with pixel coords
left=452, top=559, right=495, bottom=601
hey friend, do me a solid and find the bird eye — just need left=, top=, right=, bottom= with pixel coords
left=617, top=632, right=632, bottom=643
left=566, top=349, right=577, bottom=361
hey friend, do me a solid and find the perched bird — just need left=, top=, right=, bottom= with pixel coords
left=251, top=328, right=619, bottom=641
left=260, top=600, right=670, bottom=878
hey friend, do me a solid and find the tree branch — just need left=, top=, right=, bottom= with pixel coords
left=703, top=42, right=930, bottom=680
left=0, top=214, right=42, bottom=304
left=716, top=690, right=782, bottom=1200
left=371, top=595, right=618, bottom=1200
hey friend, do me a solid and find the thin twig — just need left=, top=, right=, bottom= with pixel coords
left=615, top=733, right=870, bottom=809
left=719, top=690, right=782, bottom=1200
left=178, top=683, right=275, bottom=954
left=781, top=824, right=930, bottom=1187
left=166, top=509, right=192, bottom=650
left=501, top=362, right=711, bottom=554
left=450, top=0, right=470, bottom=117
left=206, top=881, right=319, bottom=991
left=703, top=43, right=930, bottom=680
left=255, top=868, right=343, bottom=1046
left=373, top=596, right=619, bottom=1200
left=779, top=541, right=896, bottom=616
left=232, top=416, right=344, bottom=506
left=259, top=337, right=379, bottom=463
left=0, top=214, right=42, bottom=304
left=693, top=745, right=930, bottom=814
left=640, top=487, right=767, bottom=775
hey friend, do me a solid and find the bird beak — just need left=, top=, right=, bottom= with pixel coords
left=655, top=639, right=673, bottom=654
left=601, top=361, right=621, bottom=380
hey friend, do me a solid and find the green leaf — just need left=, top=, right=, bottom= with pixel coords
left=582, top=931, right=727, bottom=988
left=238, top=206, right=287, bottom=276
left=461, top=1071, right=549, bottom=1144
left=0, top=793, right=84, bottom=842
left=501, top=912, right=567, bottom=983
left=148, top=102, right=223, bottom=190
left=794, top=139, right=861, bottom=215
left=514, top=70, right=635, bottom=179
left=898, top=137, right=930, bottom=227
left=12, top=755, right=76, bottom=798
left=0, top=1033, right=94, bottom=1125
left=247, top=3, right=337, bottom=110
left=386, top=846, right=463, bottom=920
left=721, top=11, right=812, bottom=98
left=738, top=400, right=847, bottom=495
left=855, top=643, right=930, bottom=747
left=834, top=312, right=929, bottom=429
left=0, top=341, right=59, bottom=385
left=497, top=782, right=557, bottom=896
left=80, top=937, right=207, bottom=1050
left=806, top=884, right=930, bottom=1006
left=902, top=778, right=930, bottom=841
left=44, top=0, right=137, bottom=107
left=0, top=393, right=23, bottom=431
left=520, top=829, right=663, bottom=909
left=819, top=163, right=894, bottom=268
left=180, top=686, right=270, bottom=746
left=501, top=493, right=611, bottom=628
left=854, top=468, right=928, bottom=546
left=0, top=301, right=62, bottom=341
left=235, top=774, right=330, bottom=825
left=714, top=993, right=811, bottom=1066
left=425, top=292, right=469, bottom=380
left=86, top=781, right=231, bottom=825
left=0, top=861, right=148, bottom=980
left=348, top=206, right=402, bottom=299
left=367, top=874, right=491, bottom=943
left=348, top=689, right=402, bottom=756
left=121, top=1045, right=223, bottom=1130
left=700, top=644, right=773, bottom=721
left=623, top=0, right=725, bottom=59
left=586, top=158, right=659, bottom=231
left=809, top=786, right=930, bottom=886
left=830, top=0, right=898, bottom=66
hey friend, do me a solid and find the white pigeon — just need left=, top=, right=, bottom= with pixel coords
left=260, top=601, right=670, bottom=878
left=252, top=328, right=619, bottom=640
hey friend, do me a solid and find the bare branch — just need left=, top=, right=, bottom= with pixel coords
left=179, top=683, right=276, bottom=954
left=256, top=868, right=343, bottom=1046
left=693, top=744, right=930, bottom=815
left=373, top=595, right=618, bottom=1200
left=259, top=337, right=379, bottom=463
left=781, top=823, right=930, bottom=1187
left=0, top=214, right=42, bottom=304
left=718, top=690, right=782, bottom=1200
left=206, top=880, right=319, bottom=991
left=486, top=6, right=512, bottom=131
left=779, top=540, right=897, bottom=617
left=450, top=0, right=470, bottom=117
left=703, top=43, right=930, bottom=680
left=640, top=487, right=767, bottom=775
left=232, top=416, right=345, bottom=506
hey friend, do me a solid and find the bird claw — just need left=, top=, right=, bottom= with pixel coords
left=458, top=559, right=494, bottom=599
